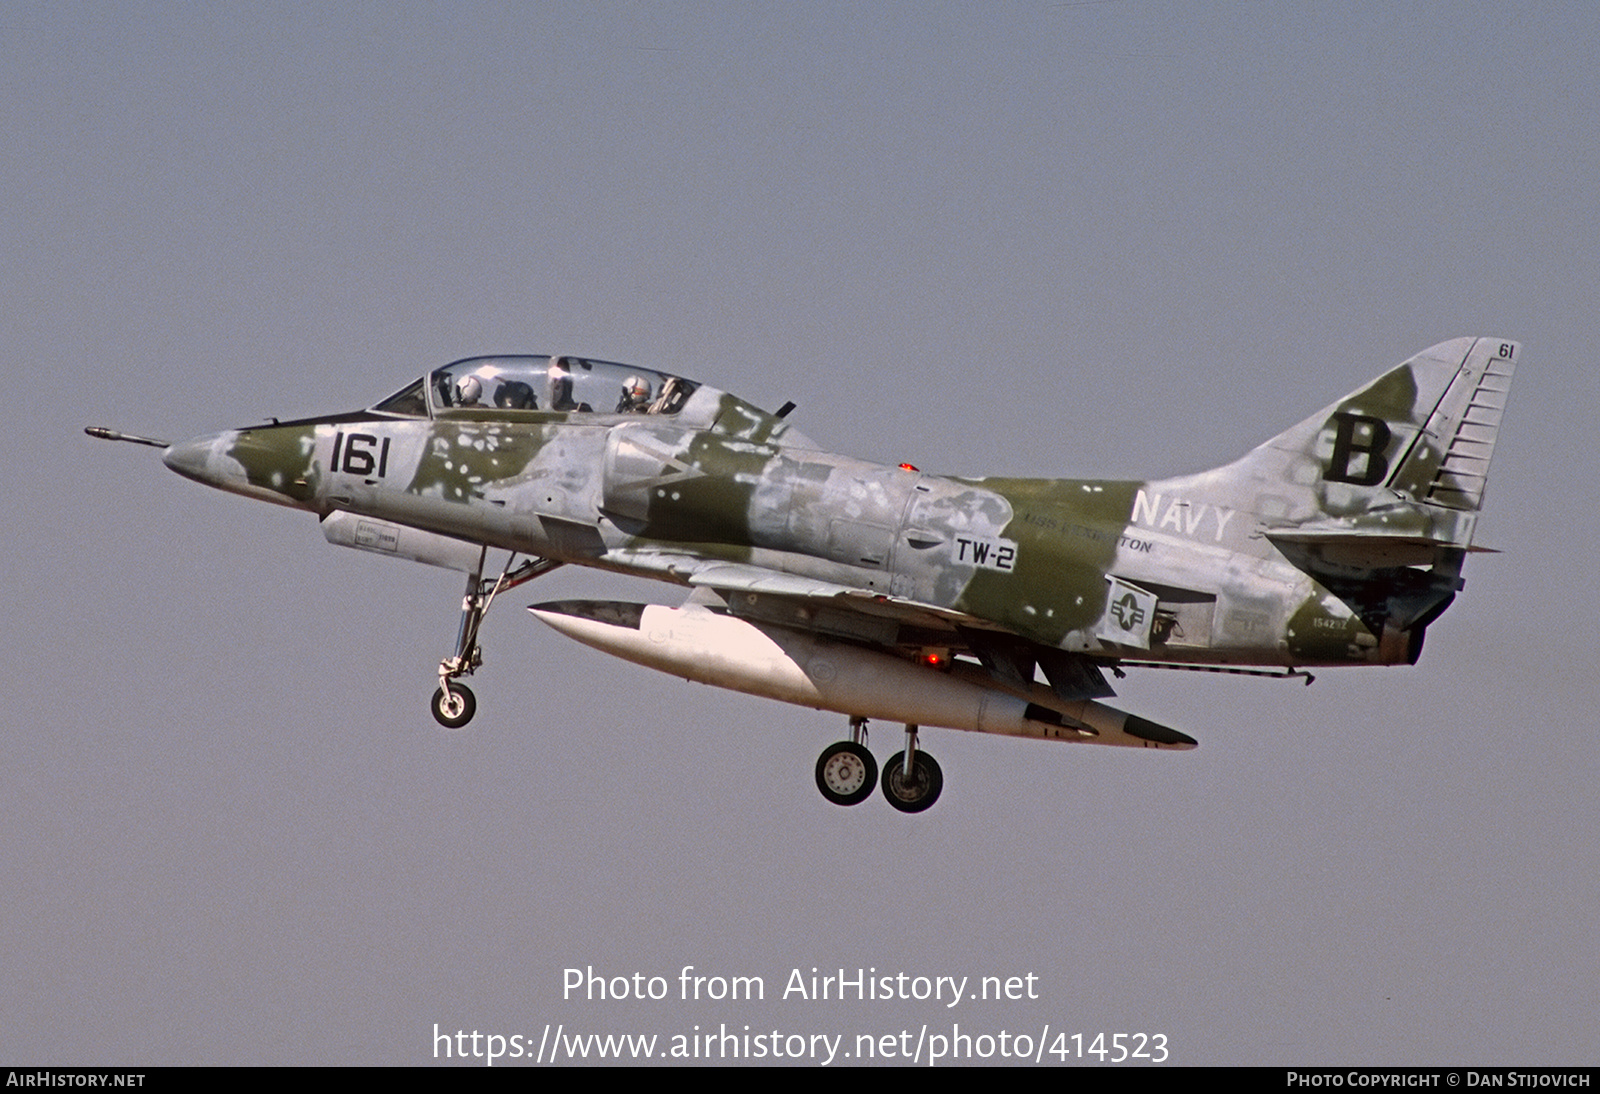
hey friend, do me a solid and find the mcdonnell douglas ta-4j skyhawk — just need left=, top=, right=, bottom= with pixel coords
left=90, top=337, right=1517, bottom=813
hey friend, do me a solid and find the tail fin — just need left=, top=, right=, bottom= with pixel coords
left=1223, top=338, right=1519, bottom=662
left=1232, top=337, right=1518, bottom=550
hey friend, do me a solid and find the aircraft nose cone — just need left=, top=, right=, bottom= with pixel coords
left=163, top=426, right=319, bottom=509
left=162, top=434, right=219, bottom=484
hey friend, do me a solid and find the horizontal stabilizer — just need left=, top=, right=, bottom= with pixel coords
left=1262, top=527, right=1494, bottom=569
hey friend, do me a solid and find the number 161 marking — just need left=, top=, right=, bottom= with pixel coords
left=330, top=432, right=390, bottom=477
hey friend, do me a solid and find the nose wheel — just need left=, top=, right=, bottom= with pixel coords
left=431, top=683, right=477, bottom=729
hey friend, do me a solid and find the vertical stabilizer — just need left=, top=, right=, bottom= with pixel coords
left=1216, top=338, right=1518, bottom=552
left=1205, top=338, right=1522, bottom=661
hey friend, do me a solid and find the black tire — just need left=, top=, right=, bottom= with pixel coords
left=431, top=683, right=476, bottom=728
left=815, top=741, right=878, bottom=806
left=881, top=749, right=943, bottom=813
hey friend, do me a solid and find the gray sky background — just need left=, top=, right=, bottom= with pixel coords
left=5, top=1, right=1597, bottom=1066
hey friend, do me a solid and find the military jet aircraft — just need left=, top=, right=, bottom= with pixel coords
left=89, top=338, right=1517, bottom=813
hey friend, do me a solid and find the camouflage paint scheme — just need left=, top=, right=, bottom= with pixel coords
left=146, top=339, right=1516, bottom=786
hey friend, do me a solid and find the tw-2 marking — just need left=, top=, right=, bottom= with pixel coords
left=952, top=535, right=1017, bottom=572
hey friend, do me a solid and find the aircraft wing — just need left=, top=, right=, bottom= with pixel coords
left=597, top=553, right=1118, bottom=704
left=685, top=561, right=999, bottom=631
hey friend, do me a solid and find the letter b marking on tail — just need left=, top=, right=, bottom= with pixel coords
left=1324, top=412, right=1392, bottom=486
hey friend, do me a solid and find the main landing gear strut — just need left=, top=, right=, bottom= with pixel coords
left=431, top=548, right=562, bottom=728
left=816, top=719, right=943, bottom=813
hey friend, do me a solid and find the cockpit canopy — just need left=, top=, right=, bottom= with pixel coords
left=373, top=355, right=700, bottom=419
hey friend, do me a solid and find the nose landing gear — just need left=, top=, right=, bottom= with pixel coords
left=431, top=549, right=562, bottom=728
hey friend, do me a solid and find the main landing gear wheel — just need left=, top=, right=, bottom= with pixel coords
left=431, top=683, right=476, bottom=729
left=882, top=749, right=943, bottom=813
left=815, top=741, right=878, bottom=806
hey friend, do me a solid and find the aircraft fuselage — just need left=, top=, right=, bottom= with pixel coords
left=165, top=407, right=1421, bottom=672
